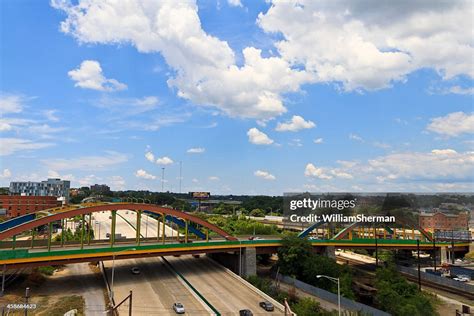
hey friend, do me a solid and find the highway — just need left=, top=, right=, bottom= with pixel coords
left=167, top=255, right=285, bottom=315
left=117, top=210, right=179, bottom=239
left=103, top=257, right=210, bottom=315
left=87, top=210, right=179, bottom=240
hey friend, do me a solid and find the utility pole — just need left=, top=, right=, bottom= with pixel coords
left=417, top=239, right=421, bottom=291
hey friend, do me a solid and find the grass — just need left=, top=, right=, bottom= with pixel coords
left=37, top=295, right=85, bottom=316
left=37, top=266, right=56, bottom=276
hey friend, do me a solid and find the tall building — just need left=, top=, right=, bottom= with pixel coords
left=9, top=178, right=71, bottom=202
left=0, top=195, right=62, bottom=218
left=90, top=184, right=110, bottom=194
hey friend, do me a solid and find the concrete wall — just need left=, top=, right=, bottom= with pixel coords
left=207, top=247, right=257, bottom=277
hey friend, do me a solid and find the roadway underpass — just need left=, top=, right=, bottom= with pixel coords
left=103, top=257, right=209, bottom=315
left=166, top=255, right=285, bottom=315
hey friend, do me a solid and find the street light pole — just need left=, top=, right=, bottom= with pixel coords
left=317, top=275, right=340, bottom=316
left=110, top=248, right=136, bottom=303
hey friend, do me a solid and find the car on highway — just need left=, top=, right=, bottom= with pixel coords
left=248, top=236, right=264, bottom=240
left=106, top=233, right=110, bottom=238
left=130, top=267, right=140, bottom=275
left=308, top=236, right=318, bottom=241
left=453, top=275, right=470, bottom=282
left=239, top=309, right=253, bottom=316
left=173, top=302, right=185, bottom=314
left=259, top=301, right=274, bottom=311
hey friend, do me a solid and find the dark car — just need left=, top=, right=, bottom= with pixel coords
left=239, top=310, right=253, bottom=316
left=259, top=301, right=274, bottom=311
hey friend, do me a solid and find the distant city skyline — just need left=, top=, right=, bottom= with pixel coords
left=1, top=0, right=473, bottom=194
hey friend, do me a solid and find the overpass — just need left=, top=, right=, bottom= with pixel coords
left=0, top=203, right=470, bottom=270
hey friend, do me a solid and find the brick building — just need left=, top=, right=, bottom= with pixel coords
left=419, top=211, right=469, bottom=231
left=0, top=195, right=61, bottom=218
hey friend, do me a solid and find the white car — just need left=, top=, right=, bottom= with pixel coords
left=453, top=277, right=469, bottom=282
left=173, top=303, right=185, bottom=314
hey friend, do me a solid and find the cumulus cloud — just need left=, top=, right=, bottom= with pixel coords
left=0, top=169, right=11, bottom=178
left=52, top=1, right=311, bottom=119
left=68, top=60, right=127, bottom=92
left=145, top=151, right=155, bottom=163
left=209, top=176, right=220, bottom=181
left=258, top=1, right=473, bottom=91
left=187, top=147, right=205, bottom=154
left=254, top=170, right=276, bottom=180
left=247, top=127, right=274, bottom=145
left=156, top=156, right=174, bottom=165
left=313, top=138, right=323, bottom=144
left=275, top=115, right=316, bottom=132
left=135, top=169, right=156, bottom=180
left=228, top=0, right=243, bottom=7
left=426, top=112, right=474, bottom=137
left=304, top=163, right=332, bottom=179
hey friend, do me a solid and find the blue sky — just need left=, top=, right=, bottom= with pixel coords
left=1, top=0, right=473, bottom=194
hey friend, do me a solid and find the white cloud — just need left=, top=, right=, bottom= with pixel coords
left=247, top=127, right=274, bottom=145
left=258, top=1, right=473, bottom=91
left=330, top=169, right=353, bottom=179
left=145, top=151, right=155, bottom=163
left=0, top=94, right=24, bottom=114
left=43, top=110, right=60, bottom=122
left=313, top=138, right=323, bottom=144
left=0, top=169, right=11, bottom=178
left=68, top=60, right=127, bottom=92
left=52, top=1, right=312, bottom=119
left=187, top=147, right=205, bottom=154
left=156, top=156, right=174, bottom=165
left=228, top=0, right=243, bottom=7
left=275, top=115, right=315, bottom=132
left=96, top=95, right=158, bottom=114
left=254, top=170, right=276, bottom=180
left=426, top=112, right=474, bottom=137
left=373, top=142, right=391, bottom=149
left=0, top=138, right=54, bottom=156
left=135, top=169, right=156, bottom=180
left=192, top=178, right=199, bottom=183
left=0, top=118, right=33, bottom=132
left=304, top=163, right=332, bottom=180
left=349, top=133, right=364, bottom=142
left=366, top=149, right=474, bottom=182
left=446, top=86, right=474, bottom=95
left=109, top=175, right=126, bottom=190
left=42, top=151, right=128, bottom=171
left=209, top=176, right=220, bottom=181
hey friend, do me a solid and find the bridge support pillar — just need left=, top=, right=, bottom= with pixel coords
left=440, top=246, right=448, bottom=263
left=323, top=246, right=336, bottom=259
left=241, top=247, right=257, bottom=277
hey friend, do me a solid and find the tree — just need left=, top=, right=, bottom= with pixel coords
left=250, top=208, right=265, bottom=217
left=277, top=235, right=313, bottom=277
left=374, top=264, right=438, bottom=316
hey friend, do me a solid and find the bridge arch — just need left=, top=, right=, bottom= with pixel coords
left=0, top=203, right=237, bottom=241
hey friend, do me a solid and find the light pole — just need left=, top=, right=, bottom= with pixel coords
left=110, top=248, right=136, bottom=302
left=317, top=275, right=340, bottom=316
